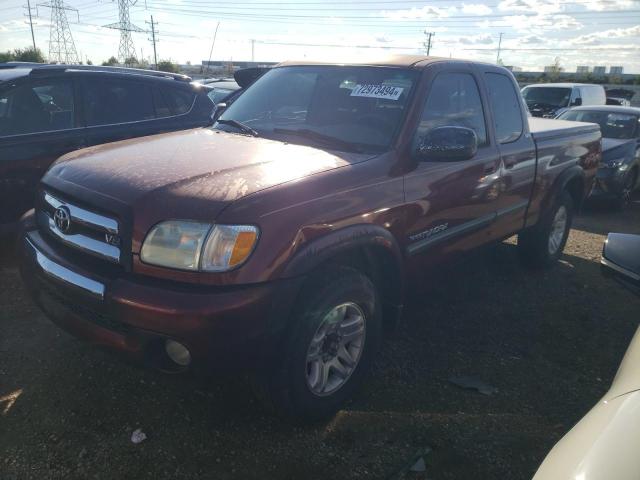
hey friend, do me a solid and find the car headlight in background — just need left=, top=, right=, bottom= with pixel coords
left=603, top=158, right=629, bottom=171
left=140, top=221, right=259, bottom=271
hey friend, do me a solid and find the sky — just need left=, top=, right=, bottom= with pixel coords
left=1, top=0, right=639, bottom=73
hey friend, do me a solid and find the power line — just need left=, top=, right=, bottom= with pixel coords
left=137, top=4, right=640, bottom=20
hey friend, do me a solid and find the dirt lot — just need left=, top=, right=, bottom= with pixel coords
left=1, top=197, right=639, bottom=480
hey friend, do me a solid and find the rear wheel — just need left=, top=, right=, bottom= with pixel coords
left=261, top=266, right=382, bottom=422
left=518, top=191, right=574, bottom=268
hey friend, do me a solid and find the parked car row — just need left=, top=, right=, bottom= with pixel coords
left=11, top=56, right=603, bottom=420
left=520, top=82, right=640, bottom=208
left=0, top=63, right=267, bottom=234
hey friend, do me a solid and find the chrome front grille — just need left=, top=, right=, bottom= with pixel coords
left=38, top=191, right=122, bottom=264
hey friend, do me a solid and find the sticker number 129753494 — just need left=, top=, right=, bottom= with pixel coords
left=349, top=84, right=404, bottom=100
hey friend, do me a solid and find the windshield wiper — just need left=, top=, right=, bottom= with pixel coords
left=272, top=128, right=365, bottom=153
left=216, top=119, right=259, bottom=137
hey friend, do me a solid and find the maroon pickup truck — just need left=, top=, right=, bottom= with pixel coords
left=19, top=56, right=601, bottom=420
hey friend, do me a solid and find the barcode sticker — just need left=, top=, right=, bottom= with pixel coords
left=350, top=84, right=404, bottom=100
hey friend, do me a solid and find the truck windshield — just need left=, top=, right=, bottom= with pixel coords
left=215, top=65, right=418, bottom=153
left=522, top=87, right=572, bottom=108
left=558, top=110, right=639, bottom=139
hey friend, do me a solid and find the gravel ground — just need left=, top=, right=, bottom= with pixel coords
left=1, top=195, right=639, bottom=480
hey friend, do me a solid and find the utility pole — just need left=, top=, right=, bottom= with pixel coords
left=24, top=0, right=37, bottom=50
left=423, top=31, right=435, bottom=56
left=146, top=15, right=158, bottom=69
left=251, top=39, right=255, bottom=62
left=38, top=0, right=80, bottom=63
left=496, top=32, right=504, bottom=64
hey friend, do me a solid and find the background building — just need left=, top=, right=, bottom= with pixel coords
left=610, top=66, right=624, bottom=75
left=576, top=66, right=591, bottom=74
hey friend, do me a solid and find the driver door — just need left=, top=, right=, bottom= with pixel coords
left=403, top=67, right=502, bottom=272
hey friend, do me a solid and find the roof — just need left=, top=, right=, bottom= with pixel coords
left=524, top=83, right=603, bottom=88
left=0, top=67, right=30, bottom=82
left=0, top=62, right=192, bottom=83
left=276, top=55, right=451, bottom=68
left=566, top=105, right=640, bottom=115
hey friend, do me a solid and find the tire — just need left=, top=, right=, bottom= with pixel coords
left=518, top=191, right=574, bottom=268
left=615, top=168, right=637, bottom=210
left=260, top=265, right=382, bottom=422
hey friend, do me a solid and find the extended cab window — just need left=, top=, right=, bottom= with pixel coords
left=417, top=72, right=487, bottom=146
left=216, top=66, right=418, bottom=152
left=485, top=73, right=523, bottom=143
left=84, top=79, right=155, bottom=126
left=0, top=79, right=75, bottom=136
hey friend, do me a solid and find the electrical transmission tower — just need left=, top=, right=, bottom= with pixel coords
left=104, top=0, right=143, bottom=65
left=38, top=0, right=80, bottom=63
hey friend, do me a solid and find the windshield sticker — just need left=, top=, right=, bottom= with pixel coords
left=350, top=84, right=404, bottom=100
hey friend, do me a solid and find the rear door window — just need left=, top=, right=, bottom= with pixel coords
left=484, top=73, right=523, bottom=143
left=0, top=78, right=75, bottom=136
left=84, top=78, right=155, bottom=126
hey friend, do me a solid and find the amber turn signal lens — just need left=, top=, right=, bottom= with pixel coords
left=229, top=230, right=258, bottom=266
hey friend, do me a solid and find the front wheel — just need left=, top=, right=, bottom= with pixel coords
left=518, top=192, right=574, bottom=268
left=262, top=266, right=382, bottom=422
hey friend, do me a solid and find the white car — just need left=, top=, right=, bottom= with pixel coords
left=534, top=233, right=640, bottom=480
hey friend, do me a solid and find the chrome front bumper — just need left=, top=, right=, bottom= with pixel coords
left=24, top=235, right=106, bottom=300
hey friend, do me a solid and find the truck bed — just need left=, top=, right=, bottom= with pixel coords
left=528, top=117, right=600, bottom=141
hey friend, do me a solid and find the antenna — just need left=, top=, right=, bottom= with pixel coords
left=104, top=0, right=144, bottom=65
left=38, top=0, right=80, bottom=64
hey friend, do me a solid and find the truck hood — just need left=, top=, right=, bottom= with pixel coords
left=46, top=128, right=368, bottom=221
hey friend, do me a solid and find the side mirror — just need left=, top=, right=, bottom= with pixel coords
left=601, top=233, right=640, bottom=298
left=571, top=97, right=582, bottom=106
left=415, top=126, right=478, bottom=162
left=210, top=102, right=227, bottom=124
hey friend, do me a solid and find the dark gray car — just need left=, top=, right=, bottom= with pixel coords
left=558, top=106, right=640, bottom=208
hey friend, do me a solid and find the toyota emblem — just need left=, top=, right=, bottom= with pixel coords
left=53, top=206, right=71, bottom=233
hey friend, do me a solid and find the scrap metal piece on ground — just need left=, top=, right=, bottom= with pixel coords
left=449, top=376, right=497, bottom=396
left=387, top=446, right=432, bottom=480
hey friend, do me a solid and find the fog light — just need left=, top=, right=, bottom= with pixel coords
left=165, top=340, right=191, bottom=367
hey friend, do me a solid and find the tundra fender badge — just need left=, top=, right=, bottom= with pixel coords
left=409, top=223, right=449, bottom=242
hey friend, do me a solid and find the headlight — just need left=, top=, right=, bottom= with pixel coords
left=141, top=221, right=258, bottom=272
left=603, top=158, right=629, bottom=171
left=201, top=225, right=259, bottom=271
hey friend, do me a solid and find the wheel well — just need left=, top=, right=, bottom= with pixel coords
left=322, top=245, right=403, bottom=331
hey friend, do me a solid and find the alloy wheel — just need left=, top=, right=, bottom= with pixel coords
left=305, top=302, right=366, bottom=397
